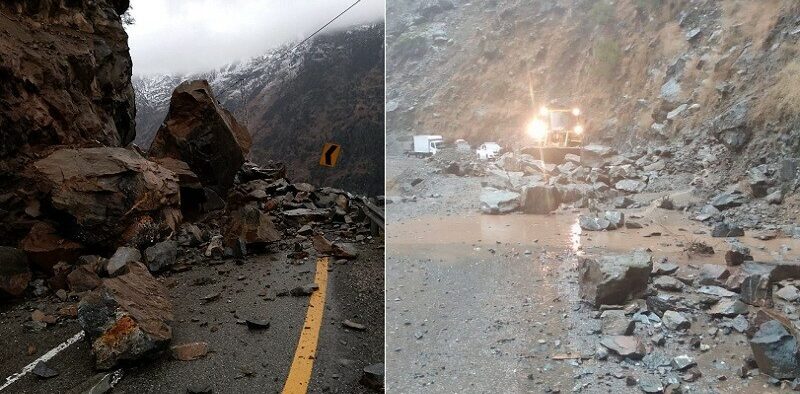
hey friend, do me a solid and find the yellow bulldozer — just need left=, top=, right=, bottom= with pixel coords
left=521, top=106, right=585, bottom=163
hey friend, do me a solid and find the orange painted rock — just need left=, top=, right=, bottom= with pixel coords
left=78, top=262, right=173, bottom=369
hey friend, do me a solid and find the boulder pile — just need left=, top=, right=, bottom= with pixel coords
left=0, top=78, right=383, bottom=372
left=579, top=247, right=800, bottom=388
left=477, top=144, right=665, bottom=216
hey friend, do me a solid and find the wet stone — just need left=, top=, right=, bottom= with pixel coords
left=662, top=310, right=691, bottom=331
left=600, top=336, right=646, bottom=359
left=711, top=222, right=744, bottom=238
left=290, top=283, right=319, bottom=296
left=361, top=363, right=384, bottom=390
left=708, top=299, right=748, bottom=317
left=638, top=375, right=664, bottom=393
left=32, top=361, right=59, bottom=379
left=170, top=342, right=209, bottom=361
left=343, top=319, right=367, bottom=331
left=106, top=247, right=141, bottom=277
left=600, top=310, right=635, bottom=335
left=0, top=246, right=32, bottom=297
left=653, top=276, right=685, bottom=292
left=672, top=355, right=696, bottom=371
left=579, top=250, right=653, bottom=307
left=67, top=265, right=102, bottom=293
left=776, top=285, right=800, bottom=302
left=750, top=320, right=800, bottom=379
left=144, top=240, right=178, bottom=272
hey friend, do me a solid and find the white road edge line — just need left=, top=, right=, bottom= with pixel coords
left=0, top=330, right=85, bottom=391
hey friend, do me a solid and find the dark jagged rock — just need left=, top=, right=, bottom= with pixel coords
left=711, top=222, right=744, bottom=238
left=750, top=320, right=800, bottom=379
left=0, top=246, right=31, bottom=297
left=579, top=250, right=653, bottom=307
left=20, top=222, right=84, bottom=271
left=144, top=240, right=178, bottom=272
left=149, top=80, right=252, bottom=194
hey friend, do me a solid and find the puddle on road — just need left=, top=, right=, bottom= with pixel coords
left=387, top=206, right=800, bottom=393
left=389, top=207, right=800, bottom=264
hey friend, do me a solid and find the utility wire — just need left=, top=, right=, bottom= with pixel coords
left=215, top=0, right=365, bottom=98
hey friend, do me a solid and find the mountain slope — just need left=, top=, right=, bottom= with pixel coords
left=386, top=0, right=800, bottom=180
left=134, top=23, right=385, bottom=196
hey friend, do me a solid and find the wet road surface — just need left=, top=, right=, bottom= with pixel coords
left=386, top=206, right=799, bottom=393
left=0, top=241, right=383, bottom=394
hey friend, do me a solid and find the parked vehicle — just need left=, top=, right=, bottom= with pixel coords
left=407, top=135, right=444, bottom=157
left=476, top=142, right=502, bottom=160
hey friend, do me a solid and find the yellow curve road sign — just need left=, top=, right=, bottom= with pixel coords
left=319, top=143, right=341, bottom=167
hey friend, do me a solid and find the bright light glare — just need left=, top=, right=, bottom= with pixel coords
left=574, top=125, right=584, bottom=134
left=572, top=107, right=581, bottom=116
left=539, top=106, right=549, bottom=116
left=527, top=118, right=548, bottom=140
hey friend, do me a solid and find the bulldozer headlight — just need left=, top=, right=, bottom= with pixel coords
left=572, top=107, right=581, bottom=116
left=527, top=118, right=548, bottom=140
left=574, top=125, right=584, bottom=134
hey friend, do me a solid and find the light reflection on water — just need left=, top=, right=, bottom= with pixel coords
left=570, top=219, right=582, bottom=255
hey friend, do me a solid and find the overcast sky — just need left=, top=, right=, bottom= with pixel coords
left=126, top=0, right=384, bottom=75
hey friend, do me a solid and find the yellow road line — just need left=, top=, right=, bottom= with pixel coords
left=282, top=257, right=329, bottom=394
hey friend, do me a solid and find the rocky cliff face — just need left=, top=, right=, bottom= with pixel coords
left=133, top=24, right=385, bottom=196
left=0, top=0, right=135, bottom=158
left=0, top=0, right=135, bottom=242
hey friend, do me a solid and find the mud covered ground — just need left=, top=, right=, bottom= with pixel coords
left=386, top=155, right=798, bottom=393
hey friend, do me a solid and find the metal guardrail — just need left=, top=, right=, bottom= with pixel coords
left=354, top=197, right=384, bottom=235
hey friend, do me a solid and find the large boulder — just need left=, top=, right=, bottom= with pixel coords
left=0, top=246, right=31, bottom=297
left=749, top=320, right=800, bottom=379
left=520, top=185, right=560, bottom=214
left=149, top=80, right=252, bottom=193
left=480, top=188, right=520, bottom=214
left=78, top=262, right=173, bottom=370
left=713, top=101, right=750, bottom=150
left=579, top=250, right=653, bottom=307
left=32, top=148, right=181, bottom=249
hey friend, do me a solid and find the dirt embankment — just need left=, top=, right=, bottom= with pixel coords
left=387, top=0, right=800, bottom=191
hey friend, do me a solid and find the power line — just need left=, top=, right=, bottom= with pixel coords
left=216, top=0, right=365, bottom=99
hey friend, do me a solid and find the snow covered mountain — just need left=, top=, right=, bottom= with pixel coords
left=133, top=23, right=385, bottom=196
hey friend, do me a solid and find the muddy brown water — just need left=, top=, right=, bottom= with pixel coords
left=389, top=207, right=800, bottom=264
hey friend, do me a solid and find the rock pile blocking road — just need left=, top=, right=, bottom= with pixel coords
left=0, top=79, right=383, bottom=375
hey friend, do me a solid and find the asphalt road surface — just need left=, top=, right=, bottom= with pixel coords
left=0, top=239, right=383, bottom=394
